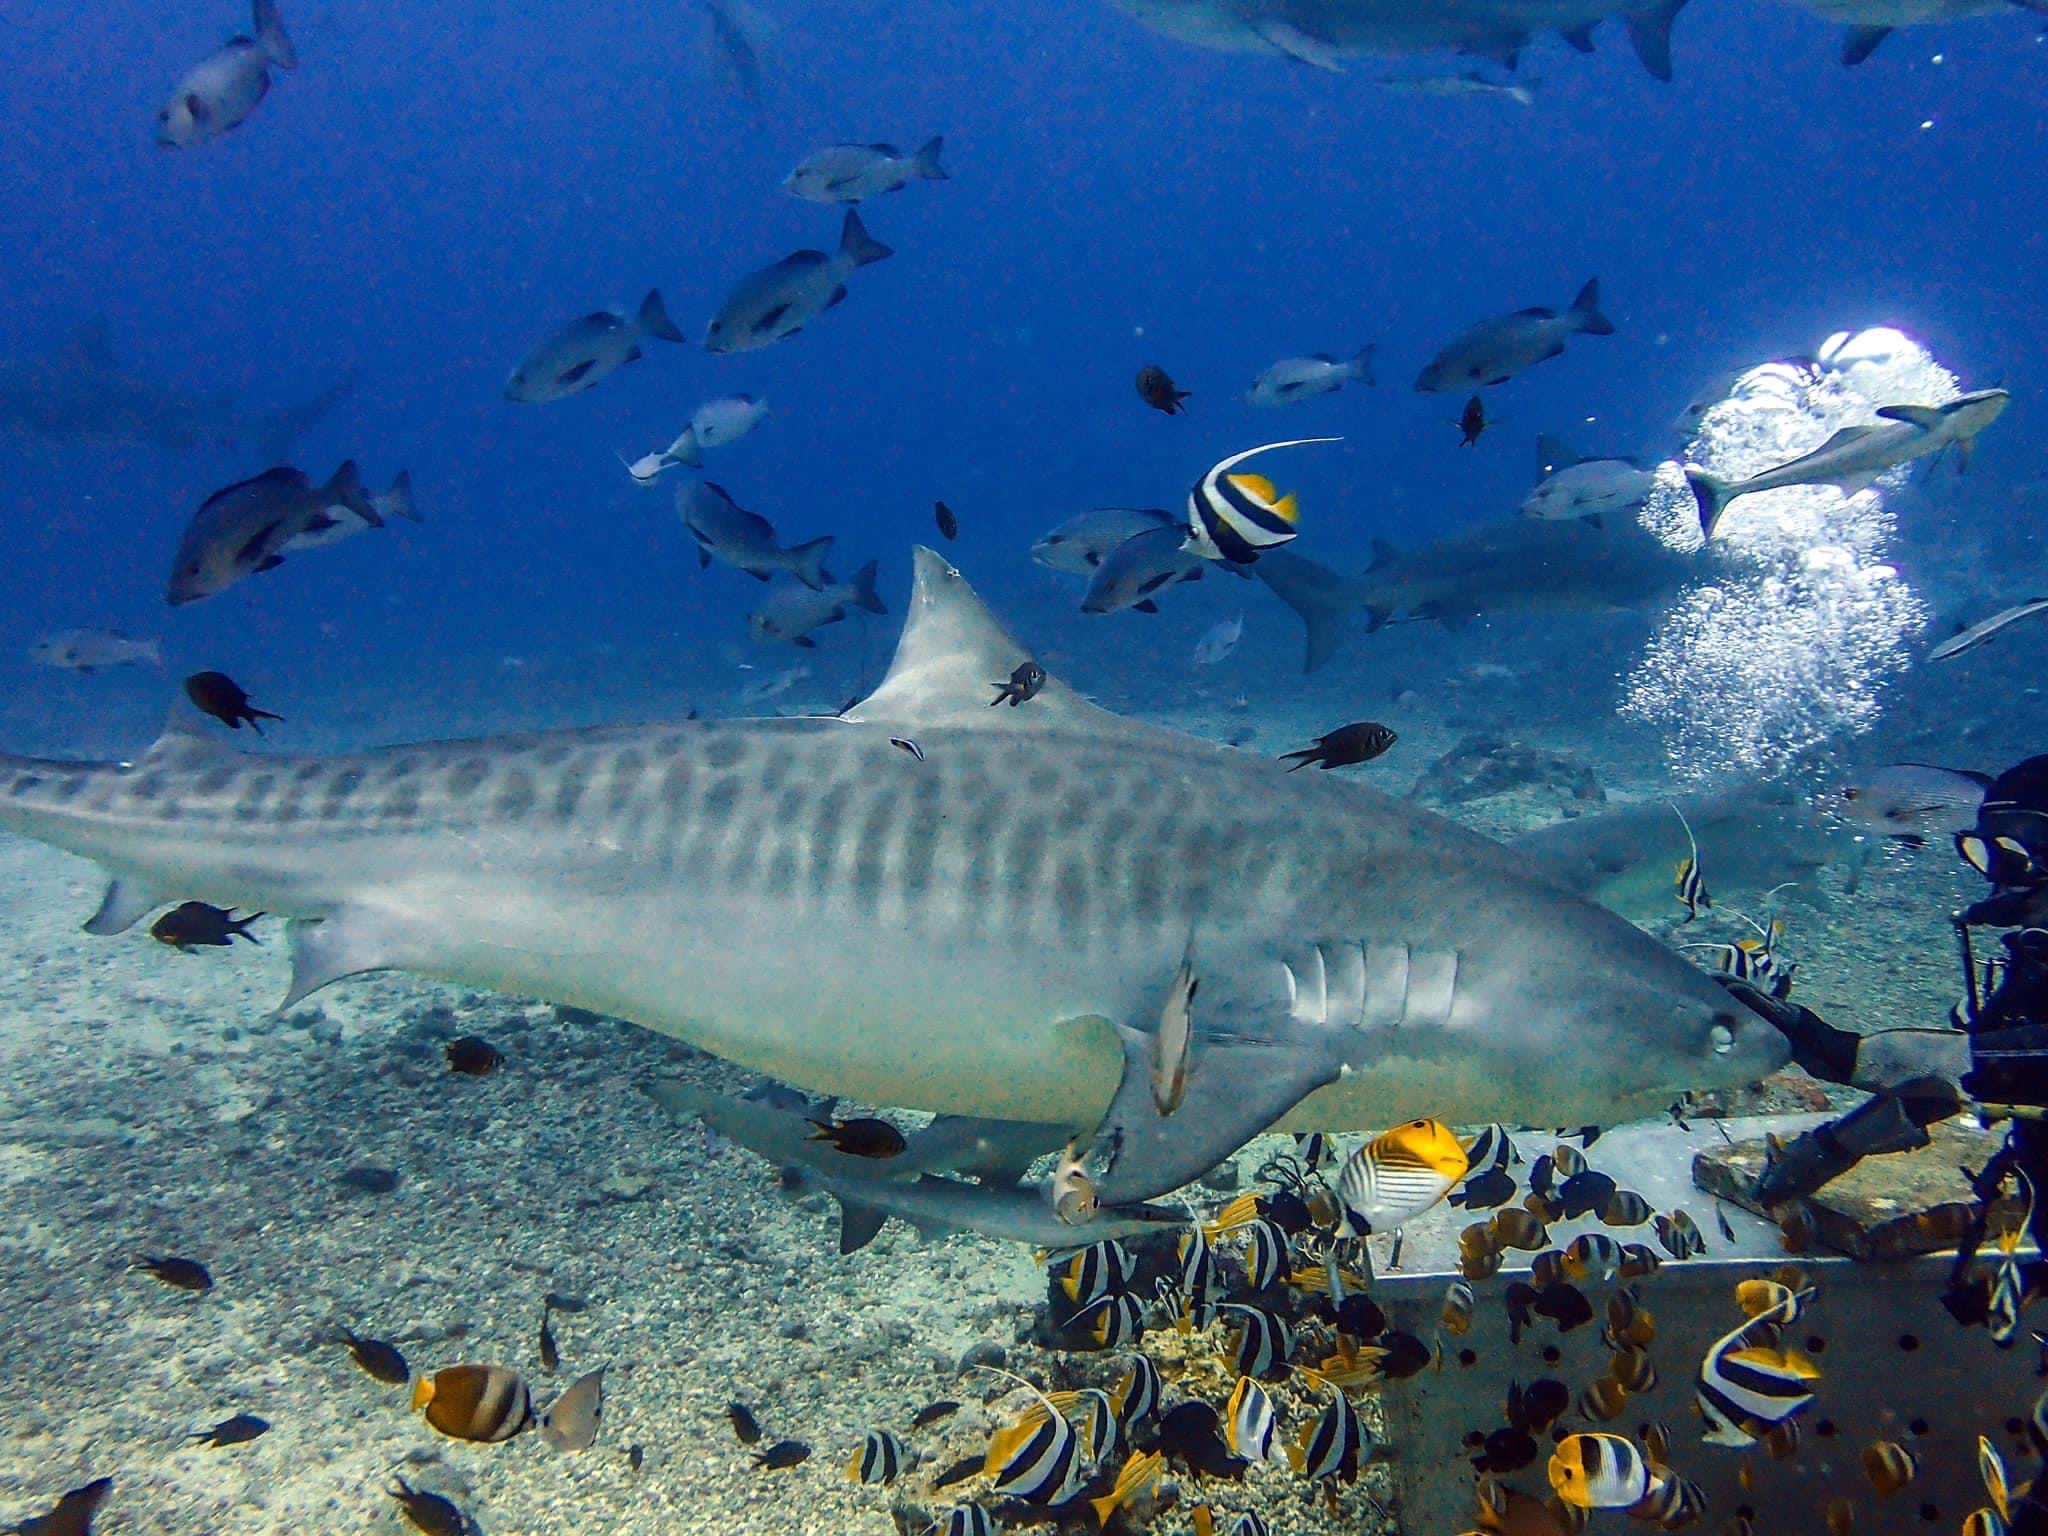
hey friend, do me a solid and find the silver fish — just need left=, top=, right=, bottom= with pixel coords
left=1928, top=598, right=2048, bottom=662
left=784, top=138, right=947, bottom=203
left=168, top=461, right=378, bottom=605
left=30, top=629, right=164, bottom=672
left=505, top=292, right=685, bottom=404
left=1374, top=70, right=1537, bottom=104
left=705, top=211, right=893, bottom=355
left=1030, top=507, right=1177, bottom=577
left=678, top=481, right=834, bottom=589
left=1686, top=389, right=2011, bottom=539
left=279, top=470, right=418, bottom=554
left=1415, top=279, right=1614, bottom=392
left=1521, top=436, right=1656, bottom=526
left=747, top=562, right=885, bottom=646
left=1192, top=614, right=1244, bottom=666
left=540, top=1369, right=605, bottom=1452
left=1247, top=346, right=1375, bottom=406
left=1081, top=526, right=1208, bottom=615
left=1838, top=763, right=1991, bottom=845
left=665, top=395, right=772, bottom=468
left=157, top=0, right=295, bottom=147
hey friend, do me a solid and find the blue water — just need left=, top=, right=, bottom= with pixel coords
left=1, top=0, right=2043, bottom=742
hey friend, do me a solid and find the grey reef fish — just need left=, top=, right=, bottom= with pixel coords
left=677, top=480, right=835, bottom=588
left=1081, top=525, right=1211, bottom=615
left=784, top=138, right=947, bottom=203
left=1101, top=0, right=1694, bottom=78
left=1416, top=278, right=1615, bottom=392
left=746, top=561, right=885, bottom=645
left=704, top=210, right=894, bottom=354
left=1247, top=346, right=1375, bottom=406
left=1685, top=388, right=2011, bottom=538
left=31, top=629, right=164, bottom=673
left=1031, top=507, right=1179, bottom=577
left=156, top=0, right=296, bottom=148
left=166, top=462, right=381, bottom=605
left=0, top=549, right=1783, bottom=1220
left=1254, top=515, right=1693, bottom=671
left=0, top=319, right=350, bottom=458
left=1785, top=0, right=2045, bottom=63
left=1521, top=435, right=1657, bottom=526
left=505, top=292, right=685, bottom=403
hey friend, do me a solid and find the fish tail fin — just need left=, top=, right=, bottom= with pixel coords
left=1571, top=277, right=1616, bottom=336
left=253, top=0, right=297, bottom=68
left=1684, top=466, right=1733, bottom=539
left=913, top=134, right=947, bottom=180
left=847, top=559, right=887, bottom=614
left=1253, top=548, right=1366, bottom=674
left=323, top=459, right=380, bottom=525
left=1624, top=0, right=1685, bottom=80
left=788, top=536, right=835, bottom=591
left=839, top=210, right=894, bottom=269
left=637, top=290, right=687, bottom=345
left=379, top=469, right=420, bottom=523
left=1088, top=1493, right=1119, bottom=1528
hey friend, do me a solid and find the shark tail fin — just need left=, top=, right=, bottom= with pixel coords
left=1625, top=0, right=1686, bottom=80
left=788, top=536, right=835, bottom=591
left=254, top=0, right=297, bottom=68
left=912, top=135, right=947, bottom=181
left=846, top=559, right=887, bottom=615
left=1252, top=548, right=1365, bottom=674
left=839, top=210, right=893, bottom=269
left=1571, top=278, right=1616, bottom=337
left=637, top=290, right=686, bottom=345
left=1684, top=466, right=1733, bottom=540
left=250, top=371, right=354, bottom=463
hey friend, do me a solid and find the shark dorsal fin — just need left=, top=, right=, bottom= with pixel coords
left=845, top=547, right=1119, bottom=731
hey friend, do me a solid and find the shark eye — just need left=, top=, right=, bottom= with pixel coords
left=1710, top=1021, right=1735, bottom=1056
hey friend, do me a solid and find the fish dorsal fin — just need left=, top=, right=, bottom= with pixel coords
left=1227, top=472, right=1277, bottom=503
left=845, top=547, right=1123, bottom=732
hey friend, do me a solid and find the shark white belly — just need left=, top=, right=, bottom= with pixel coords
left=0, top=550, right=1784, bottom=1148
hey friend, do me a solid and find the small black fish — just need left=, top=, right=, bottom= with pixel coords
left=1136, top=364, right=1191, bottom=416
left=627, top=1443, right=645, bottom=1472
left=543, top=1291, right=591, bottom=1314
left=1471, top=1425, right=1538, bottom=1474
left=989, top=662, right=1046, bottom=708
left=1456, top=395, right=1487, bottom=446
left=912, top=1399, right=961, bottom=1429
left=753, top=1438, right=810, bottom=1469
left=1502, top=1280, right=1537, bottom=1344
left=1449, top=1167, right=1517, bottom=1210
left=539, top=1307, right=559, bottom=1372
left=341, top=1329, right=410, bottom=1385
left=338, top=1165, right=401, bottom=1196
left=934, top=500, right=959, bottom=541
left=12, top=1476, right=112, bottom=1536
left=1335, top=1293, right=1387, bottom=1339
left=1154, top=1400, right=1246, bottom=1479
left=149, top=902, right=262, bottom=951
left=1374, top=1329, right=1433, bottom=1380
left=191, top=1412, right=269, bottom=1447
left=726, top=1401, right=763, bottom=1444
left=933, top=1454, right=982, bottom=1488
left=183, top=671, right=283, bottom=734
left=389, top=1477, right=467, bottom=1536
left=1507, top=1377, right=1569, bottom=1434
left=444, top=1035, right=503, bottom=1076
left=806, top=1116, right=907, bottom=1158
left=1532, top=1282, right=1593, bottom=1332
left=1557, top=1169, right=1617, bottom=1221
left=1280, top=722, right=1397, bottom=772
left=134, top=1254, right=213, bottom=1292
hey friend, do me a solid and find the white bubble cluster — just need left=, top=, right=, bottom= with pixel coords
left=1624, top=327, right=1948, bottom=784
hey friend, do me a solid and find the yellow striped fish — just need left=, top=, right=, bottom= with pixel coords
left=1547, top=1432, right=1650, bottom=1510
left=1223, top=1376, right=1277, bottom=1462
left=1671, top=805, right=1709, bottom=922
left=981, top=1371, right=1084, bottom=1505
left=1182, top=438, right=1339, bottom=564
left=1088, top=1450, right=1164, bottom=1529
left=1335, top=1118, right=1469, bottom=1238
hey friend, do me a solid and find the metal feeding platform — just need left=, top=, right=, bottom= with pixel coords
left=1352, top=1114, right=2039, bottom=1534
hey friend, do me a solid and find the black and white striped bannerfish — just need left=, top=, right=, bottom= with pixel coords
left=937, top=1505, right=995, bottom=1536
left=1071, top=1291, right=1146, bottom=1350
left=848, top=1428, right=908, bottom=1484
left=1244, top=1218, right=1290, bottom=1292
left=1109, top=1354, right=1162, bottom=1429
left=1223, top=1376, right=1278, bottom=1463
left=1219, top=1302, right=1295, bottom=1380
left=1696, top=1287, right=1821, bottom=1447
left=1053, top=1240, right=1135, bottom=1307
left=1288, top=1377, right=1366, bottom=1483
left=1672, top=805, right=1710, bottom=922
left=1156, top=1273, right=1221, bottom=1334
left=1176, top=1224, right=1219, bottom=1304
left=1987, top=1172, right=2034, bottom=1348
left=1632, top=1467, right=1706, bottom=1530
left=1182, top=437, right=1340, bottom=565
left=981, top=1371, right=1084, bottom=1505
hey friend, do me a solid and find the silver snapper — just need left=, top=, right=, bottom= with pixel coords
left=746, top=560, right=885, bottom=645
left=1248, top=346, right=1375, bottom=406
left=1521, top=435, right=1657, bottom=525
left=704, top=211, right=893, bottom=355
left=1685, top=389, right=2012, bottom=539
left=505, top=292, right=686, bottom=404
left=30, top=629, right=164, bottom=673
left=157, top=0, right=296, bottom=148
left=665, top=394, right=771, bottom=467
left=1081, top=526, right=1209, bottom=615
left=1103, top=0, right=1692, bottom=79
left=0, top=549, right=1783, bottom=1173
left=1416, top=278, right=1614, bottom=392
left=1255, top=518, right=1694, bottom=671
left=1031, top=507, right=1178, bottom=577
left=167, top=461, right=378, bottom=605
left=784, top=138, right=947, bottom=203
left=677, top=480, right=833, bottom=589
left=1837, top=763, right=1991, bottom=845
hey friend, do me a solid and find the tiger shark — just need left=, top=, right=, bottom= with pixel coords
left=0, top=318, right=352, bottom=458
left=0, top=548, right=1782, bottom=1206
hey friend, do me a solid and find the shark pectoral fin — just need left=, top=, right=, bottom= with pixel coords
left=834, top=1191, right=893, bottom=1254
left=279, top=908, right=411, bottom=1010
left=1086, top=1020, right=1345, bottom=1206
left=82, top=876, right=157, bottom=935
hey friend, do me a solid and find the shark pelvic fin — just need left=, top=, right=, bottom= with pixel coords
left=83, top=876, right=157, bottom=936
left=844, top=547, right=1123, bottom=732
left=279, top=908, right=409, bottom=1010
